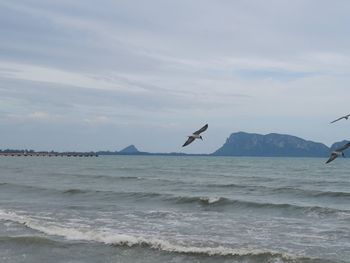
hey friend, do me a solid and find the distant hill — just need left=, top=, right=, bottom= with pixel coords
left=119, top=145, right=140, bottom=154
left=213, top=132, right=330, bottom=157
left=96, top=145, right=198, bottom=156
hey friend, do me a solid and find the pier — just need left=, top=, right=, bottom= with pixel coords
left=0, top=152, right=98, bottom=157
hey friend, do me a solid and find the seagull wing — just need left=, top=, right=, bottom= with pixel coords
left=330, top=116, right=345, bottom=123
left=182, top=137, right=195, bottom=147
left=326, top=153, right=338, bottom=164
left=330, top=114, right=350, bottom=123
left=336, top=142, right=350, bottom=152
left=193, top=124, right=208, bottom=135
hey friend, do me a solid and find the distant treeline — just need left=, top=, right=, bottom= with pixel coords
left=0, top=149, right=35, bottom=153
left=0, top=149, right=97, bottom=154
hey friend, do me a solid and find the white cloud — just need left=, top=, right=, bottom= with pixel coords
left=5, top=111, right=61, bottom=123
left=1, top=0, right=350, bottom=152
left=0, top=62, right=147, bottom=92
left=28, top=111, right=49, bottom=120
left=84, top=115, right=110, bottom=125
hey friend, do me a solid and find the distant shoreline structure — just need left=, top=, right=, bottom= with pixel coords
left=0, top=151, right=98, bottom=157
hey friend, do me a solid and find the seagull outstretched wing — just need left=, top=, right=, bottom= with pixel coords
left=326, top=153, right=338, bottom=164
left=193, top=124, right=208, bottom=135
left=182, top=137, right=195, bottom=147
left=330, top=114, right=350, bottom=124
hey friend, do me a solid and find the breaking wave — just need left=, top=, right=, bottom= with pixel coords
left=0, top=209, right=318, bottom=262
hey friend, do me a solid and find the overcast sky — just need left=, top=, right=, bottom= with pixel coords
left=1, top=0, right=350, bottom=153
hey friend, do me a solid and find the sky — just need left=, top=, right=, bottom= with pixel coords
left=1, top=0, right=350, bottom=153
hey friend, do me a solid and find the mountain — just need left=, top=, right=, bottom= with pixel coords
left=119, top=145, right=140, bottom=154
left=213, top=132, right=330, bottom=157
left=96, top=146, right=203, bottom=156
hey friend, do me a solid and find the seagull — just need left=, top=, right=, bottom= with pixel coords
left=326, top=142, right=350, bottom=164
left=330, top=114, right=350, bottom=124
left=182, top=124, right=208, bottom=147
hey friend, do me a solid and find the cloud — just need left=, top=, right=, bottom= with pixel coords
left=5, top=111, right=61, bottom=124
left=84, top=115, right=110, bottom=125
left=1, top=0, right=350, bottom=151
left=28, top=111, right=49, bottom=119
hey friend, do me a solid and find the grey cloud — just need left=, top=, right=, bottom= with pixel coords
left=1, top=1, right=350, bottom=152
left=0, top=77, right=247, bottom=119
left=2, top=0, right=350, bottom=76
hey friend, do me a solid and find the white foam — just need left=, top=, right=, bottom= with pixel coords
left=0, top=209, right=293, bottom=259
left=199, top=196, right=222, bottom=204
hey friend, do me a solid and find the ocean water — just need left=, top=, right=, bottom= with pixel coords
left=0, top=156, right=349, bottom=263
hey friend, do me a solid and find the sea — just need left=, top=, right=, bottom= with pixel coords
left=0, top=156, right=349, bottom=263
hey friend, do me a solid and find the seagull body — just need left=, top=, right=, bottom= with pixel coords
left=330, top=114, right=350, bottom=124
left=326, top=142, right=350, bottom=164
left=182, top=124, right=208, bottom=147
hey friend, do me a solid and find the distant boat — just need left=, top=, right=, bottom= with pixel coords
left=326, top=142, right=350, bottom=164
left=330, top=114, right=350, bottom=124
left=182, top=124, right=208, bottom=147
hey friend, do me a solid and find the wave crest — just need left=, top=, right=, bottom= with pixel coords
left=0, top=209, right=296, bottom=260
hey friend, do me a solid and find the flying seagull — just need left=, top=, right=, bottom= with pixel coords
left=330, top=114, right=350, bottom=124
left=326, top=142, right=350, bottom=164
left=182, top=124, right=208, bottom=147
